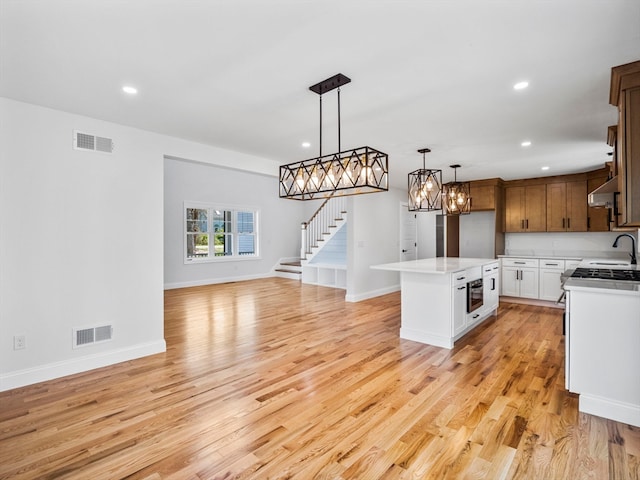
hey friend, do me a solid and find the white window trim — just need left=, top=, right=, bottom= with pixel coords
left=184, top=201, right=261, bottom=264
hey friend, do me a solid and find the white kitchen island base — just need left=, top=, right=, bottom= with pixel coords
left=565, top=283, right=640, bottom=427
left=372, top=258, right=500, bottom=350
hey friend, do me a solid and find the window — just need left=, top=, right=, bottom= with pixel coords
left=185, top=203, right=259, bottom=263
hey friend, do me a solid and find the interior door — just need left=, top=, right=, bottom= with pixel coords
left=400, top=204, right=417, bottom=261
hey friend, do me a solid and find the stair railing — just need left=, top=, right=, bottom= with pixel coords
left=301, top=195, right=347, bottom=260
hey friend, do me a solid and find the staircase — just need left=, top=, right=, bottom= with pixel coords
left=301, top=195, right=347, bottom=262
left=273, top=195, right=347, bottom=285
left=273, top=259, right=302, bottom=280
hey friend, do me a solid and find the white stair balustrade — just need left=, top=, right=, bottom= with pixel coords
left=300, top=196, right=347, bottom=289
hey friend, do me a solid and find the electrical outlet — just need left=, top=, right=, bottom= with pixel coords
left=13, top=335, right=26, bottom=350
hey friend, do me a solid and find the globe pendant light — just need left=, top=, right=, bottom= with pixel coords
left=408, top=148, right=442, bottom=212
left=279, top=73, right=389, bottom=200
left=443, top=164, right=470, bottom=215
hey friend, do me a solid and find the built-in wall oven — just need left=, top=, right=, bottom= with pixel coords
left=467, top=278, right=483, bottom=313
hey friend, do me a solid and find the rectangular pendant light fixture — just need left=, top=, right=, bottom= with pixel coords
left=279, top=74, right=389, bottom=200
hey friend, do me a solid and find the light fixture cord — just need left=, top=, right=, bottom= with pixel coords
left=319, top=94, right=323, bottom=157
left=337, top=88, right=341, bottom=154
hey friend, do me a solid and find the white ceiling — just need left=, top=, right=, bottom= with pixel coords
left=2, top=0, right=639, bottom=187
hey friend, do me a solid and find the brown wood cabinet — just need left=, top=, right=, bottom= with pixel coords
left=610, top=60, right=640, bottom=227
left=469, top=178, right=504, bottom=211
left=587, top=174, right=611, bottom=231
left=469, top=185, right=495, bottom=211
left=546, top=181, right=587, bottom=232
left=505, top=184, right=546, bottom=232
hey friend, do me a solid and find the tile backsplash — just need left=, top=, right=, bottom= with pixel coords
left=504, top=231, right=639, bottom=259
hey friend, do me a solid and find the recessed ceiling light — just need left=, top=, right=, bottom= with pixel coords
left=122, top=85, right=138, bottom=95
left=301, top=142, right=311, bottom=148
left=541, top=166, right=550, bottom=171
left=513, top=81, right=529, bottom=90
left=521, top=140, right=532, bottom=147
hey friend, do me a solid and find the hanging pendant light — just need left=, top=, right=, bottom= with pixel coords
left=408, top=148, right=442, bottom=212
left=443, top=164, right=470, bottom=215
left=279, top=73, right=389, bottom=200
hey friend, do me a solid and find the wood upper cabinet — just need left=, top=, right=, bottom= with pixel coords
left=505, top=185, right=546, bottom=232
left=610, top=60, right=640, bottom=227
left=587, top=175, right=611, bottom=231
left=469, top=178, right=502, bottom=211
left=546, top=181, right=587, bottom=232
left=469, top=185, right=495, bottom=211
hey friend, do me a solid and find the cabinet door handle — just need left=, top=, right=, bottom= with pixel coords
left=562, top=218, right=565, bottom=228
left=491, top=278, right=496, bottom=290
left=567, top=218, right=570, bottom=229
left=526, top=219, right=529, bottom=229
left=456, top=276, right=466, bottom=281
left=493, top=266, right=499, bottom=270
left=516, top=270, right=519, bottom=280
left=472, top=314, right=480, bottom=319
left=521, top=219, right=524, bottom=229
left=587, top=217, right=591, bottom=229
left=458, top=286, right=466, bottom=290
left=514, top=261, right=526, bottom=264
left=546, top=263, right=559, bottom=266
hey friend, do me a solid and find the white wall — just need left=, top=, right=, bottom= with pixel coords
left=346, top=187, right=406, bottom=301
left=0, top=98, right=288, bottom=391
left=505, top=231, right=639, bottom=259
left=417, top=211, right=439, bottom=259
left=164, top=158, right=305, bottom=288
left=0, top=98, right=166, bottom=390
left=460, top=211, right=496, bottom=258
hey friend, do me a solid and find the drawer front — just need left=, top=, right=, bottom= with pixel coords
left=501, top=258, right=539, bottom=268
left=539, top=259, right=565, bottom=270
left=452, top=270, right=469, bottom=286
left=483, top=262, right=500, bottom=275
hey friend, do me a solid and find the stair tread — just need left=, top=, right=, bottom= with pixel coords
left=280, top=261, right=302, bottom=267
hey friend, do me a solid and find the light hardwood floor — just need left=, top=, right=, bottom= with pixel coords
left=1, top=278, right=639, bottom=479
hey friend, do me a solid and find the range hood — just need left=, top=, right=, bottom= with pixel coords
left=588, top=177, right=618, bottom=208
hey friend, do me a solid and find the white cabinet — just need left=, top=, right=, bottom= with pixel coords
left=538, top=259, right=565, bottom=301
left=375, top=260, right=498, bottom=349
left=501, top=258, right=539, bottom=299
left=482, top=262, right=500, bottom=313
left=302, top=263, right=346, bottom=289
left=451, top=272, right=467, bottom=337
left=565, top=285, right=640, bottom=426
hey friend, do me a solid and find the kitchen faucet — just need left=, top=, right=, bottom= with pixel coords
left=612, top=233, right=637, bottom=265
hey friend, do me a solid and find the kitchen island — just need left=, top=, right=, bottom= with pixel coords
left=371, top=257, right=500, bottom=349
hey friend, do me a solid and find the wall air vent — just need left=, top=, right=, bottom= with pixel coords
left=73, top=130, right=114, bottom=153
left=73, top=324, right=113, bottom=348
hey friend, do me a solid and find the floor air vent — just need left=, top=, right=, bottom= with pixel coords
left=73, top=325, right=113, bottom=348
left=73, top=130, right=114, bottom=153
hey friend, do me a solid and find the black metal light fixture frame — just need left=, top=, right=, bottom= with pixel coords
left=408, top=148, right=442, bottom=212
left=443, top=164, right=471, bottom=215
left=279, top=74, right=389, bottom=200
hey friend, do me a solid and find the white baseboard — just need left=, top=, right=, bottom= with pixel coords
left=345, top=284, right=400, bottom=303
left=164, top=272, right=271, bottom=290
left=0, top=340, right=166, bottom=392
left=580, top=393, right=640, bottom=427
left=400, top=327, right=453, bottom=349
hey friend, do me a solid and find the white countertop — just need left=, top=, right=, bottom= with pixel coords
left=371, top=257, right=497, bottom=274
left=564, top=277, right=640, bottom=294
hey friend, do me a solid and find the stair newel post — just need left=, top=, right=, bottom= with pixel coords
left=301, top=222, right=308, bottom=260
